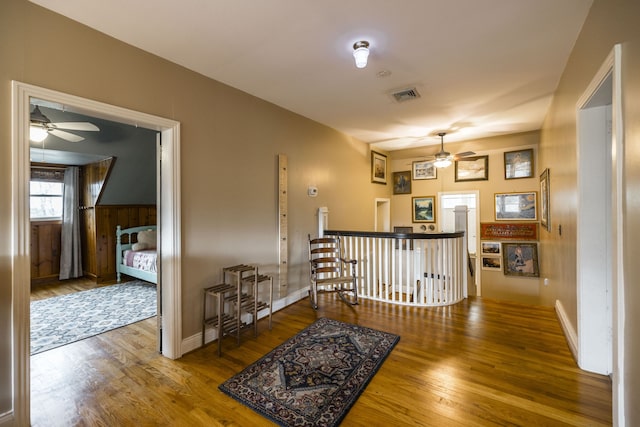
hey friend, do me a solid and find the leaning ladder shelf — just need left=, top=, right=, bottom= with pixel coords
left=202, top=264, right=273, bottom=356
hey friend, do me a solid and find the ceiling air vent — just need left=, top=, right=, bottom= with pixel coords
left=392, top=87, right=421, bottom=103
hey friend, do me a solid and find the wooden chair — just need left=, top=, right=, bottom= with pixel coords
left=308, top=235, right=358, bottom=309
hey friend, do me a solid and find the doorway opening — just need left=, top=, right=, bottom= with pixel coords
left=575, top=44, right=623, bottom=422
left=438, top=191, right=480, bottom=295
left=28, top=100, right=159, bottom=354
left=374, top=198, right=390, bottom=232
left=11, top=81, right=182, bottom=424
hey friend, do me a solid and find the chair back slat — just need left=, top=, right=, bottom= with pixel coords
left=307, top=234, right=358, bottom=309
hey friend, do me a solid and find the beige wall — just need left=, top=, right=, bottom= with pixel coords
left=0, top=0, right=390, bottom=417
left=390, top=131, right=542, bottom=304
left=538, top=0, right=640, bottom=423
left=4, top=0, right=640, bottom=422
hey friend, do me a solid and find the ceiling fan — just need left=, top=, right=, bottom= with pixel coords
left=30, top=105, right=100, bottom=143
left=428, top=132, right=475, bottom=168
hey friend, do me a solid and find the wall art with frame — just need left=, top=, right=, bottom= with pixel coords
left=482, top=256, right=502, bottom=271
left=455, top=155, right=489, bottom=182
left=502, top=242, right=539, bottom=277
left=412, top=160, right=437, bottom=180
left=481, top=241, right=501, bottom=255
left=412, top=196, right=435, bottom=223
left=540, top=168, right=550, bottom=231
left=494, top=191, right=537, bottom=220
left=392, top=171, right=412, bottom=194
left=504, top=148, right=534, bottom=179
left=371, top=151, right=387, bottom=184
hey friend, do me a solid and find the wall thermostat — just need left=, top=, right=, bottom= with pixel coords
left=308, top=186, right=318, bottom=197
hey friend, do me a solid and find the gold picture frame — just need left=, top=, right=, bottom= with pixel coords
left=412, top=196, right=435, bottom=223
left=494, top=192, right=537, bottom=221
left=412, top=160, right=437, bottom=180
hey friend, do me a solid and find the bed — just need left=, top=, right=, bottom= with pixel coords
left=116, top=225, right=158, bottom=284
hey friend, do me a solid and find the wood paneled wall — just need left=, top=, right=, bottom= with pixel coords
left=82, top=205, right=156, bottom=282
left=30, top=158, right=156, bottom=284
left=30, top=221, right=62, bottom=284
left=82, top=157, right=114, bottom=207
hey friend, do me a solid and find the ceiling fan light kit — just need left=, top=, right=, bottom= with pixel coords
left=430, top=132, right=475, bottom=168
left=29, top=126, right=48, bottom=142
left=29, top=105, right=99, bottom=143
left=353, top=40, right=370, bottom=68
left=433, top=156, right=452, bottom=168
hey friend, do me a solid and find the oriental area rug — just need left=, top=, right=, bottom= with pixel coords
left=30, top=281, right=157, bottom=355
left=219, top=317, right=400, bottom=427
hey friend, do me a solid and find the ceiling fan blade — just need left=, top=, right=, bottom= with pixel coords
left=453, top=151, right=476, bottom=160
left=49, top=129, right=85, bottom=143
left=50, top=121, right=100, bottom=131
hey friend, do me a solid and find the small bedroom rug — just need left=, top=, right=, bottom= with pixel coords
left=30, top=281, right=157, bottom=355
left=219, top=317, right=400, bottom=427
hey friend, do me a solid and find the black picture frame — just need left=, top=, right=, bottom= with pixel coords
left=504, top=148, right=534, bottom=179
left=502, top=242, right=540, bottom=277
left=371, top=151, right=387, bottom=184
left=392, top=171, right=412, bottom=194
left=455, top=155, right=489, bottom=182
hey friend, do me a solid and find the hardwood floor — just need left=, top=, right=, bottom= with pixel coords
left=30, top=293, right=612, bottom=426
left=30, top=277, right=114, bottom=301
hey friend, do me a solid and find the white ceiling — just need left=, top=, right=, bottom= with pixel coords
left=30, top=0, right=593, bottom=151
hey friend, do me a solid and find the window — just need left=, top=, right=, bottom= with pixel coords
left=30, top=168, right=65, bottom=220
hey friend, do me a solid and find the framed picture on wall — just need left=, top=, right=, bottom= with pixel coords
left=495, top=192, right=537, bottom=221
left=481, top=241, right=501, bottom=255
left=455, top=155, right=489, bottom=182
left=371, top=151, right=387, bottom=184
left=540, top=168, right=550, bottom=231
left=504, top=148, right=534, bottom=179
left=502, top=242, right=539, bottom=277
left=482, top=256, right=502, bottom=271
left=392, top=171, right=412, bottom=194
left=412, top=196, right=435, bottom=223
left=412, top=160, right=437, bottom=180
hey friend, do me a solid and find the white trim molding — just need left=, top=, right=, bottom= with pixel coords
left=11, top=81, right=182, bottom=426
left=555, top=299, right=578, bottom=360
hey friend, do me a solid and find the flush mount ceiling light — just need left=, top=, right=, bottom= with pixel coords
left=353, top=41, right=370, bottom=68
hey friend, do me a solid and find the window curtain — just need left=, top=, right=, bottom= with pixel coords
left=59, top=166, right=83, bottom=280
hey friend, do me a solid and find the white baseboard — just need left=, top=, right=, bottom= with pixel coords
left=555, top=299, right=578, bottom=362
left=181, top=287, right=308, bottom=355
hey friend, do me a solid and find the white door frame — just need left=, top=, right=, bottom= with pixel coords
left=576, top=44, right=624, bottom=422
left=438, top=190, right=481, bottom=295
left=374, top=198, right=390, bottom=232
left=11, top=82, right=182, bottom=425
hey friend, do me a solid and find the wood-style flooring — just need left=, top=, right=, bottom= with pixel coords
left=30, top=283, right=612, bottom=426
